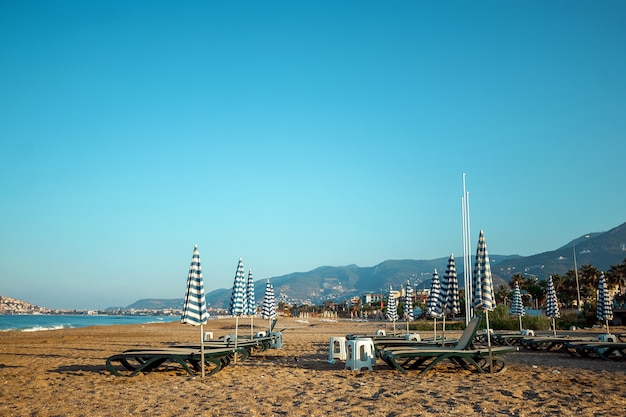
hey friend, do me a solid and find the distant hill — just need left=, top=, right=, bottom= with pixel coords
left=106, top=298, right=184, bottom=311
left=121, top=221, right=626, bottom=310
left=492, top=222, right=626, bottom=281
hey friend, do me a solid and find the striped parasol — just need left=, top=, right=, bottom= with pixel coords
left=229, top=258, right=246, bottom=316
left=472, top=230, right=495, bottom=372
left=426, top=269, right=443, bottom=318
left=509, top=281, right=525, bottom=332
left=261, top=279, right=276, bottom=330
left=545, top=275, right=560, bottom=338
left=597, top=272, right=613, bottom=335
left=441, top=254, right=460, bottom=317
left=246, top=269, right=256, bottom=335
left=426, top=269, right=442, bottom=340
left=386, top=286, right=399, bottom=333
left=440, top=254, right=460, bottom=344
left=404, top=281, right=414, bottom=332
left=228, top=258, right=246, bottom=355
left=181, top=245, right=208, bottom=377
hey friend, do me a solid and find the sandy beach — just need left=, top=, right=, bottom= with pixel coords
left=1, top=317, right=625, bottom=417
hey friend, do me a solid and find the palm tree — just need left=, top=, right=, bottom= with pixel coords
left=605, top=259, right=626, bottom=296
left=551, top=273, right=574, bottom=308
left=509, top=273, right=525, bottom=289
left=579, top=264, right=600, bottom=302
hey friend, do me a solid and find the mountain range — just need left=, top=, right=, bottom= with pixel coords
left=121, top=222, right=626, bottom=311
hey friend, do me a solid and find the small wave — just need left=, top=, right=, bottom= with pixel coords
left=21, top=324, right=70, bottom=332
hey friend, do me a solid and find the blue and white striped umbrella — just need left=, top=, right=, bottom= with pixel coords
left=473, top=230, right=495, bottom=312
left=386, top=286, right=399, bottom=331
left=245, top=269, right=256, bottom=335
left=441, top=254, right=460, bottom=317
left=597, top=272, right=613, bottom=334
left=426, top=269, right=443, bottom=319
left=180, top=245, right=208, bottom=377
left=245, top=269, right=256, bottom=316
left=229, top=258, right=246, bottom=316
left=439, top=254, right=460, bottom=344
left=261, top=279, right=276, bottom=321
left=545, top=275, right=560, bottom=337
left=228, top=258, right=246, bottom=358
left=472, top=230, right=495, bottom=371
left=181, top=245, right=208, bottom=326
left=509, top=281, right=525, bottom=332
left=404, top=282, right=414, bottom=322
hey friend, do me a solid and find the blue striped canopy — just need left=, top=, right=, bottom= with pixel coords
left=441, top=254, right=460, bottom=316
left=229, top=258, right=246, bottom=316
left=386, top=286, right=399, bottom=322
left=426, top=269, right=443, bottom=318
left=473, top=230, right=495, bottom=312
left=245, top=269, right=256, bottom=316
left=597, top=272, right=613, bottom=331
left=261, top=279, right=276, bottom=320
left=181, top=245, right=208, bottom=326
left=545, top=276, right=560, bottom=319
left=509, top=282, right=525, bottom=317
left=404, top=282, right=414, bottom=321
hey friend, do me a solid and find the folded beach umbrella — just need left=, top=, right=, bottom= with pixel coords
left=426, top=269, right=442, bottom=339
left=509, top=281, right=525, bottom=332
left=545, top=275, right=560, bottom=338
left=404, top=282, right=414, bottom=332
left=261, top=279, right=276, bottom=331
left=597, top=272, right=613, bottom=335
left=472, top=230, right=495, bottom=372
left=229, top=258, right=246, bottom=354
left=246, top=269, right=256, bottom=335
left=181, top=245, right=208, bottom=377
left=386, top=286, right=399, bottom=333
left=440, top=254, right=460, bottom=344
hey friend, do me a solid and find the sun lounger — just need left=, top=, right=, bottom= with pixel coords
left=380, top=345, right=516, bottom=374
left=174, top=335, right=276, bottom=353
left=372, top=337, right=459, bottom=353
left=378, top=315, right=516, bottom=375
left=492, top=333, right=529, bottom=347
left=105, top=346, right=244, bottom=377
left=519, top=336, right=595, bottom=352
left=564, top=341, right=626, bottom=361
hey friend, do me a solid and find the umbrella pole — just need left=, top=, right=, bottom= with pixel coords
left=251, top=315, right=254, bottom=337
left=552, top=317, right=557, bottom=338
left=485, top=311, right=493, bottom=373
left=606, top=319, right=610, bottom=335
left=234, top=316, right=239, bottom=363
left=433, top=318, right=437, bottom=342
left=442, top=314, right=446, bottom=347
left=200, top=324, right=205, bottom=378
left=519, top=315, right=523, bottom=333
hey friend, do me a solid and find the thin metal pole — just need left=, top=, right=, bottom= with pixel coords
left=573, top=243, right=581, bottom=311
left=462, top=173, right=472, bottom=325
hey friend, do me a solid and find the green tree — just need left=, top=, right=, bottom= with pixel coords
left=509, top=273, right=525, bottom=290
left=579, top=264, right=600, bottom=302
left=605, top=258, right=626, bottom=296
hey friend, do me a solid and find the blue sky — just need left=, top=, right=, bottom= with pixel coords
left=1, top=1, right=625, bottom=310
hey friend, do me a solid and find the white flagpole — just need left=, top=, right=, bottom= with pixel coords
left=462, top=173, right=472, bottom=326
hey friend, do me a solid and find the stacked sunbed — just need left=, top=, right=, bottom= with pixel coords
left=106, top=320, right=284, bottom=377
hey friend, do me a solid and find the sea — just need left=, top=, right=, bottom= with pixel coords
left=0, top=314, right=180, bottom=332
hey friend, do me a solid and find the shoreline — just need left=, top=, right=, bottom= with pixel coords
left=1, top=317, right=625, bottom=416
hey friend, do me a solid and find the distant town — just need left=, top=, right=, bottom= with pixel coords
left=0, top=295, right=181, bottom=317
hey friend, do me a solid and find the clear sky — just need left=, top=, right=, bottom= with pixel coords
left=1, top=1, right=625, bottom=310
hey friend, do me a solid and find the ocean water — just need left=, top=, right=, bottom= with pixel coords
left=0, top=314, right=180, bottom=332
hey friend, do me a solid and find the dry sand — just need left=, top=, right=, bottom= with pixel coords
left=1, top=317, right=625, bottom=417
